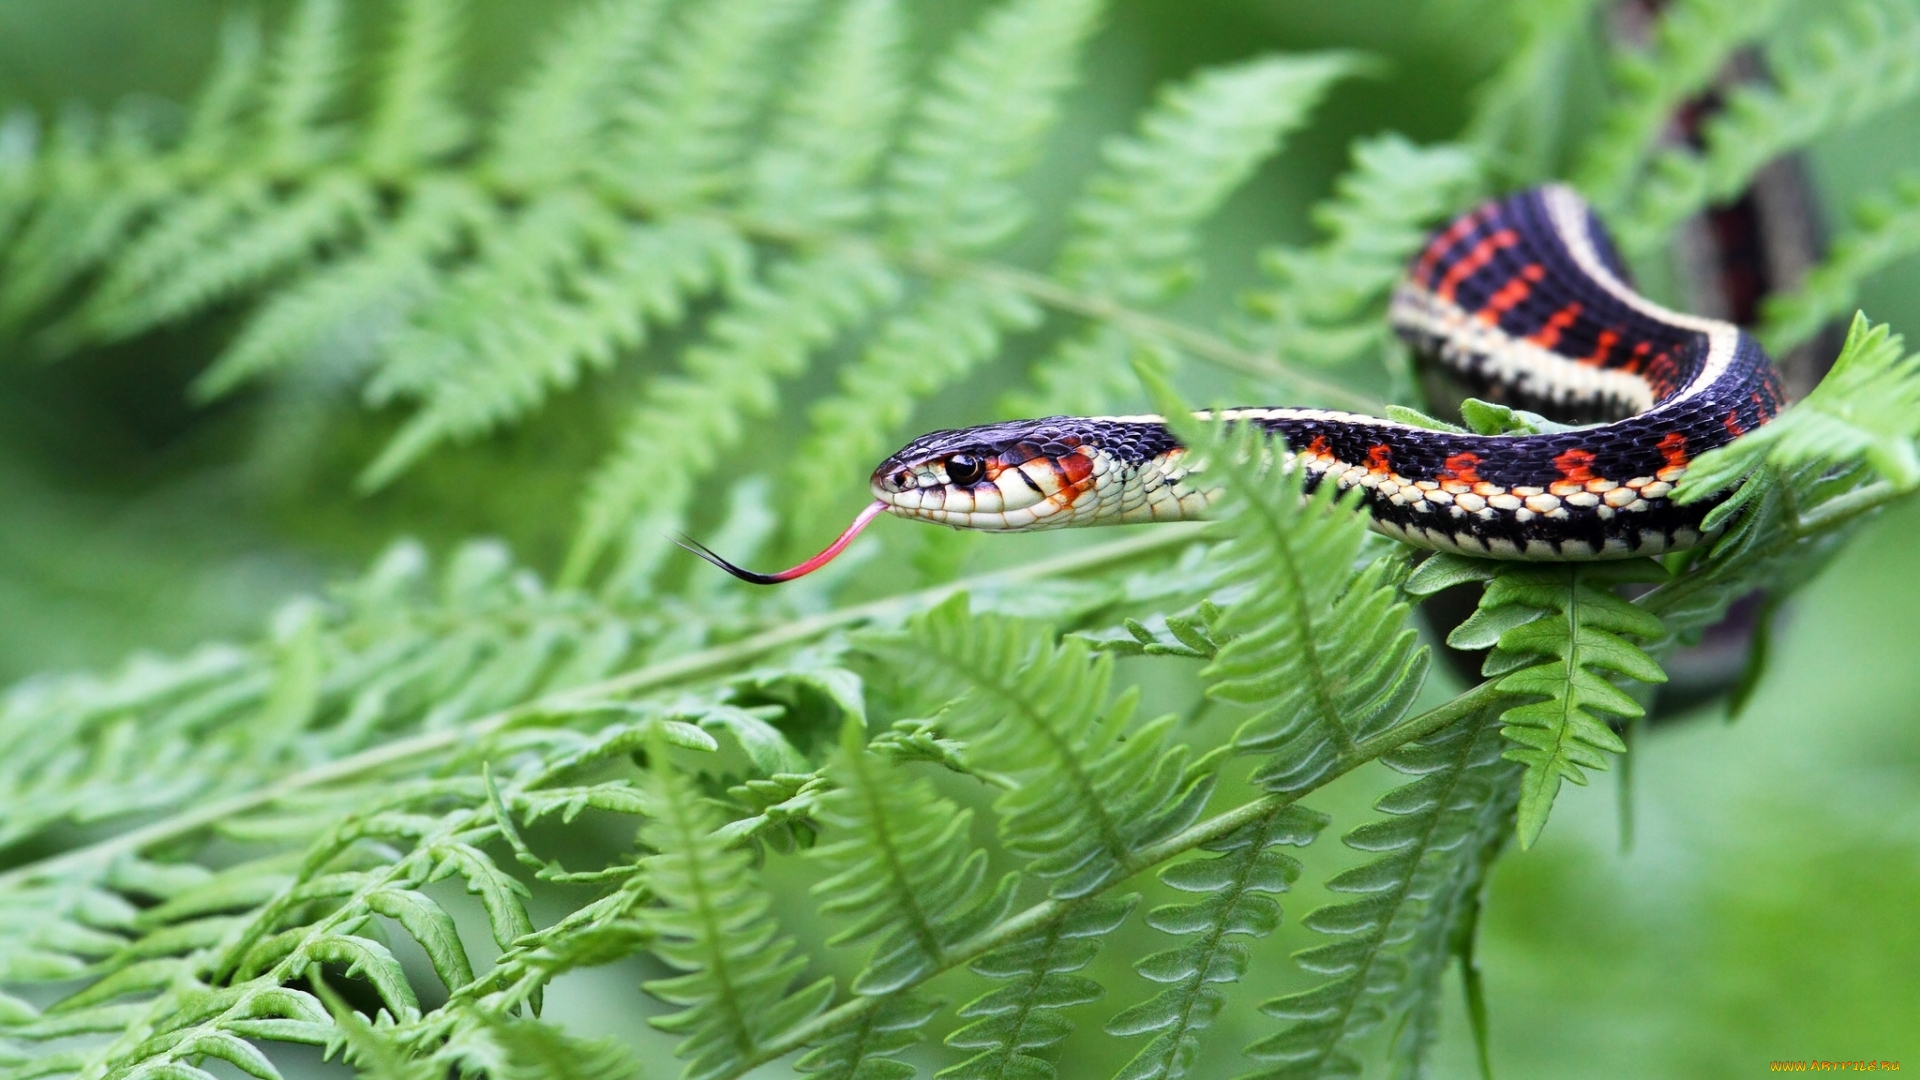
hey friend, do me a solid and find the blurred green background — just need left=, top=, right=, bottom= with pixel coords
left=2, top=1, right=1916, bottom=1076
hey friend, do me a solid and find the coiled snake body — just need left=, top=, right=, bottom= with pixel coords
left=688, top=186, right=1787, bottom=583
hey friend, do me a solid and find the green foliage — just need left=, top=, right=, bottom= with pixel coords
left=1106, top=807, right=1327, bottom=1080
left=940, top=894, right=1136, bottom=1080
left=1150, top=372, right=1430, bottom=791
left=1242, top=135, right=1484, bottom=373
left=640, top=749, right=834, bottom=1080
left=1762, top=176, right=1920, bottom=353
left=6, top=1, right=1920, bottom=1078
left=1408, top=556, right=1668, bottom=847
left=1573, top=0, right=1791, bottom=209
left=1618, top=0, right=1920, bottom=256
left=864, top=596, right=1217, bottom=899
left=1246, top=709, right=1518, bottom=1079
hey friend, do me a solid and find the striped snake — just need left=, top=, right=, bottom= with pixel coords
left=684, top=185, right=1786, bottom=583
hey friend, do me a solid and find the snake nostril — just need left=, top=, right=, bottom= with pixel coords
left=891, top=469, right=911, bottom=490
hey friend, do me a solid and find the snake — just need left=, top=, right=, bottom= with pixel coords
left=683, top=185, right=1788, bottom=584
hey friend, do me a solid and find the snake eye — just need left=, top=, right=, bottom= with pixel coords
left=946, top=454, right=986, bottom=487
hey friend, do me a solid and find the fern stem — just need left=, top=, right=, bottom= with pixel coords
left=1791, top=478, right=1907, bottom=535
left=0, top=525, right=1204, bottom=894
left=731, top=677, right=1509, bottom=1076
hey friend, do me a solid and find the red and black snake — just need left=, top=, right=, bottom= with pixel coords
left=687, top=185, right=1787, bottom=583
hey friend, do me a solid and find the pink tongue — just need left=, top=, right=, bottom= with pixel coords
left=677, top=499, right=889, bottom=585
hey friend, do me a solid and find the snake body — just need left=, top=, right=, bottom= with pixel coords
left=867, top=185, right=1786, bottom=561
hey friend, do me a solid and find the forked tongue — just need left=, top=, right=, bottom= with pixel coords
left=677, top=499, right=888, bottom=584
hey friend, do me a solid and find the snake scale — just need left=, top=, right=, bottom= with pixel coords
left=685, top=185, right=1787, bottom=583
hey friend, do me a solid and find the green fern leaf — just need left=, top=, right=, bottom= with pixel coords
left=640, top=750, right=835, bottom=1080
left=1763, top=179, right=1920, bottom=353
left=1242, top=134, right=1482, bottom=371
left=747, top=0, right=908, bottom=229
left=1462, top=0, right=1604, bottom=184
left=1061, top=53, right=1358, bottom=306
left=1572, top=0, right=1791, bottom=209
left=567, top=247, right=900, bottom=583
left=1148, top=375, right=1429, bottom=791
left=797, top=992, right=942, bottom=1080
left=617, top=0, right=818, bottom=204
left=1013, top=53, right=1361, bottom=415
left=811, top=718, right=1013, bottom=994
left=261, top=0, right=349, bottom=170
left=193, top=177, right=490, bottom=399
left=364, top=0, right=471, bottom=176
left=445, top=1016, right=643, bottom=1080
left=1620, top=0, right=1920, bottom=256
left=1244, top=708, right=1517, bottom=1080
left=864, top=595, right=1216, bottom=898
left=79, top=172, right=374, bottom=342
left=785, top=279, right=1040, bottom=538
left=1680, top=314, right=1920, bottom=505
left=180, top=13, right=263, bottom=164
left=885, top=0, right=1105, bottom=250
left=363, top=208, right=746, bottom=488
left=487, top=0, right=670, bottom=192
left=940, top=894, right=1137, bottom=1080
left=1408, top=555, right=1667, bottom=848
left=1105, top=806, right=1328, bottom=1080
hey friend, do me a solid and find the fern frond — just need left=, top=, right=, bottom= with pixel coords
left=194, top=177, right=490, bottom=399
left=443, top=1016, right=643, bottom=1080
left=1012, top=53, right=1360, bottom=415
left=1061, top=54, right=1358, bottom=306
left=78, top=172, right=374, bottom=342
left=1149, top=379, right=1429, bottom=792
left=785, top=280, right=1040, bottom=538
left=364, top=0, right=471, bottom=176
left=811, top=719, right=1012, bottom=995
left=940, top=894, right=1137, bottom=1080
left=1462, top=0, right=1603, bottom=184
left=1105, top=806, right=1328, bottom=1080
left=1244, top=708, right=1517, bottom=1079
left=487, top=0, right=670, bottom=192
left=747, top=0, right=907, bottom=229
left=180, top=13, right=263, bottom=164
left=567, top=247, right=901, bottom=583
left=363, top=208, right=747, bottom=488
left=617, top=0, right=818, bottom=205
left=885, top=0, right=1106, bottom=251
left=260, top=0, right=349, bottom=170
left=641, top=751, right=835, bottom=1080
left=1407, top=555, right=1668, bottom=847
left=1762, top=179, right=1920, bottom=354
left=1680, top=314, right=1920, bottom=506
left=0, top=112, right=172, bottom=331
left=1242, top=134, right=1482, bottom=371
left=797, top=993, right=942, bottom=1080
left=1572, top=0, right=1791, bottom=209
left=1620, top=0, right=1920, bottom=256
left=864, top=595, right=1216, bottom=898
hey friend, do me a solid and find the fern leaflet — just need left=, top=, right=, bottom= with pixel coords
left=1407, top=555, right=1668, bottom=847
left=1244, top=707, right=1518, bottom=1079
left=1151, top=373, right=1429, bottom=791
left=1105, top=806, right=1328, bottom=1080
left=811, top=718, right=1013, bottom=994
left=940, top=895, right=1137, bottom=1080
left=642, top=749, right=836, bottom=1080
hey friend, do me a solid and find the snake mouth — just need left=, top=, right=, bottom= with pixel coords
left=676, top=499, right=888, bottom=584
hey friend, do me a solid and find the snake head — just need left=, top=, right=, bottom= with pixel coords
left=871, top=416, right=1174, bottom=530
